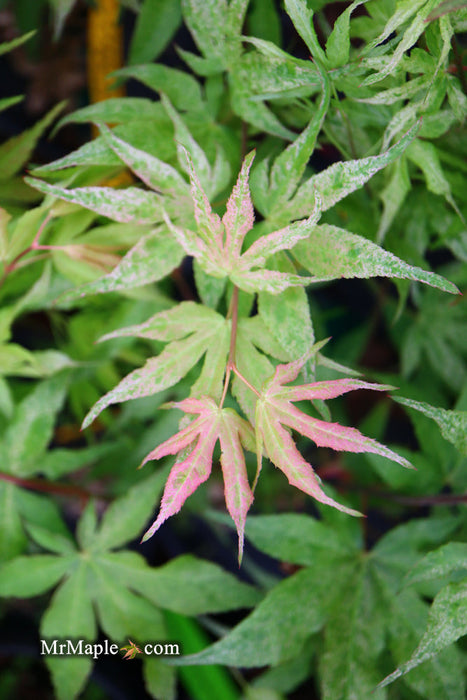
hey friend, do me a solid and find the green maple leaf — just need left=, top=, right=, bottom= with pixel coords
left=176, top=512, right=462, bottom=700
left=0, top=470, right=259, bottom=699
left=81, top=302, right=229, bottom=428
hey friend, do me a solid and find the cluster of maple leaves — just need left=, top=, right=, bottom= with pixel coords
left=141, top=359, right=411, bottom=561
left=26, top=123, right=456, bottom=562
left=96, top=151, right=412, bottom=562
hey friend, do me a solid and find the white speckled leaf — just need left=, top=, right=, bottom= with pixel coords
left=116, top=64, right=200, bottom=112
left=222, top=150, right=256, bottom=256
left=379, top=580, right=467, bottom=690
left=362, top=0, right=426, bottom=55
left=174, top=565, right=332, bottom=667
left=405, top=543, right=467, bottom=587
left=231, top=268, right=315, bottom=294
left=241, top=206, right=321, bottom=269
left=284, top=0, right=327, bottom=65
left=229, top=67, right=296, bottom=141
left=287, top=122, right=420, bottom=219
left=406, top=138, right=452, bottom=198
left=382, top=105, right=417, bottom=151
left=362, top=0, right=441, bottom=86
left=31, top=114, right=174, bottom=174
left=294, top=223, right=460, bottom=294
left=387, top=589, right=465, bottom=700
left=98, top=124, right=189, bottom=198
left=100, top=301, right=224, bottom=343
left=82, top=331, right=216, bottom=428
left=161, top=94, right=211, bottom=189
left=393, top=396, right=467, bottom=455
left=58, top=229, right=184, bottom=303
left=239, top=316, right=291, bottom=362
left=182, top=147, right=224, bottom=245
left=182, top=0, right=228, bottom=63
left=320, top=563, right=388, bottom=700
left=447, top=75, right=467, bottom=122
left=163, top=214, right=214, bottom=266
left=54, top=98, right=158, bottom=132
left=357, top=76, right=430, bottom=105
left=3, top=375, right=67, bottom=477
left=0, top=102, right=65, bottom=180
left=193, top=259, right=227, bottom=308
left=41, top=563, right=95, bottom=700
left=190, top=320, right=230, bottom=401
left=24, top=178, right=162, bottom=225
left=377, top=156, right=410, bottom=243
left=267, top=65, right=330, bottom=214
left=227, top=0, right=249, bottom=38
left=233, top=324, right=275, bottom=422
left=325, top=0, right=366, bottom=69
left=258, top=253, right=314, bottom=360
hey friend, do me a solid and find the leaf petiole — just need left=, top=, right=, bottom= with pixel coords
left=220, top=286, right=260, bottom=408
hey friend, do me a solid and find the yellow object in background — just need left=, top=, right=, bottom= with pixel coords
left=87, top=0, right=124, bottom=104
left=87, top=0, right=132, bottom=185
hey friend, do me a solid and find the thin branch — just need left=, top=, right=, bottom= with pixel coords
left=0, top=471, right=109, bottom=502
left=0, top=212, right=53, bottom=289
left=327, top=476, right=467, bottom=507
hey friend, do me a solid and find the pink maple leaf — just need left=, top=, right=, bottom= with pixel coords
left=164, top=149, right=320, bottom=294
left=255, top=356, right=413, bottom=516
left=141, top=397, right=256, bottom=562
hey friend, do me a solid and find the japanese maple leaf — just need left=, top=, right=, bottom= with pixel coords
left=141, top=397, right=256, bottom=561
left=120, top=639, right=142, bottom=660
left=255, top=356, right=413, bottom=515
left=163, top=148, right=321, bottom=294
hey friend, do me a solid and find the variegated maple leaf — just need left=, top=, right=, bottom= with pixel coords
left=255, top=356, right=413, bottom=515
left=141, top=397, right=256, bottom=562
left=163, top=148, right=322, bottom=294
left=81, top=302, right=229, bottom=428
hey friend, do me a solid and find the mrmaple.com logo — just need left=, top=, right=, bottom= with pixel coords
left=41, top=638, right=180, bottom=660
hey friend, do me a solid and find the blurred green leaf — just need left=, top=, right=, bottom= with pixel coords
left=394, top=397, right=467, bottom=455
left=129, top=0, right=182, bottom=65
